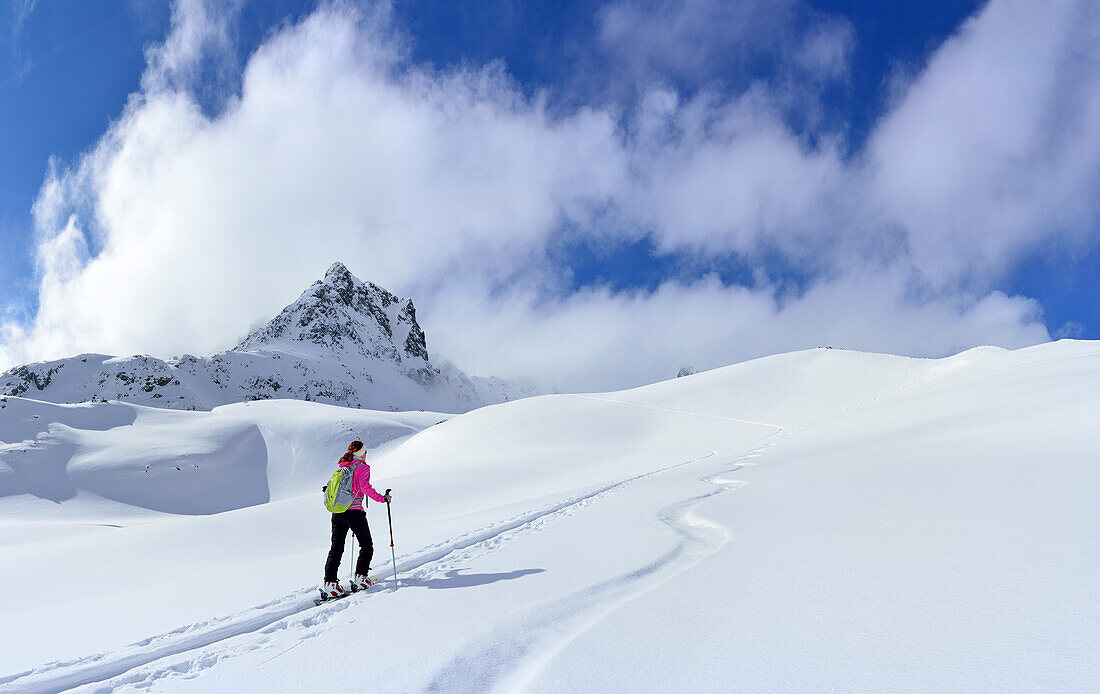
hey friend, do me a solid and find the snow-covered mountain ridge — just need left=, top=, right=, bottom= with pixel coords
left=0, top=263, right=534, bottom=412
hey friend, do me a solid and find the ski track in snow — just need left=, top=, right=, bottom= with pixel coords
left=0, top=399, right=784, bottom=693
left=424, top=447, right=774, bottom=693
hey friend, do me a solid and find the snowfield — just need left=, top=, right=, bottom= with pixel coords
left=0, top=341, right=1096, bottom=692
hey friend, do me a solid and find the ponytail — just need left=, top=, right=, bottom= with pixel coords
left=339, top=440, right=365, bottom=463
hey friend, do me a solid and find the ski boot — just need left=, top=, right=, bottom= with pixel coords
left=319, top=581, right=346, bottom=601
left=350, top=574, right=374, bottom=592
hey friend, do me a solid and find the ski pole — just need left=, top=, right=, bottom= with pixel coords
left=385, top=488, right=398, bottom=587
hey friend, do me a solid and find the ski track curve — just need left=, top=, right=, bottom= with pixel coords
left=0, top=400, right=783, bottom=694
left=424, top=442, right=776, bottom=693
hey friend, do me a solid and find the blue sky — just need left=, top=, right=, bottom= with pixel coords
left=1, top=0, right=1097, bottom=388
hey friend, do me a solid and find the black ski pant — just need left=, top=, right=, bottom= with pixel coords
left=324, top=508, right=374, bottom=582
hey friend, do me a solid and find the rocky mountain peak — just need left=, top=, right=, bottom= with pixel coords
left=324, top=261, right=351, bottom=282
left=235, top=264, right=430, bottom=374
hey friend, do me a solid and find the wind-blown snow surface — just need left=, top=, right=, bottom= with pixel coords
left=1, top=341, right=1097, bottom=692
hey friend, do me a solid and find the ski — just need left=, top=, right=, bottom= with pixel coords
left=314, top=591, right=355, bottom=606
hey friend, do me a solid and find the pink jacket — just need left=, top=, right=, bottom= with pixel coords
left=339, top=458, right=386, bottom=510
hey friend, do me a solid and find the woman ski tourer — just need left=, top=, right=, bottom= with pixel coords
left=321, top=440, right=391, bottom=599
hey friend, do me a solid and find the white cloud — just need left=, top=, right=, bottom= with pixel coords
left=595, top=0, right=852, bottom=89
left=793, top=18, right=855, bottom=83
left=4, top=0, right=39, bottom=78
left=1054, top=321, right=1085, bottom=339
left=10, top=0, right=37, bottom=33
left=626, top=85, right=850, bottom=259
left=2, top=0, right=1093, bottom=391
left=141, top=0, right=243, bottom=95
left=423, top=272, right=1049, bottom=392
left=869, top=0, right=1100, bottom=285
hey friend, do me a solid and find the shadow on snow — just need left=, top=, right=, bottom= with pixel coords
left=397, top=568, right=545, bottom=590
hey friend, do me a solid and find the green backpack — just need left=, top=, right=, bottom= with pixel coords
left=323, top=462, right=362, bottom=513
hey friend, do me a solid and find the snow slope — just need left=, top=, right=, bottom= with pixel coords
left=0, top=340, right=1096, bottom=692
